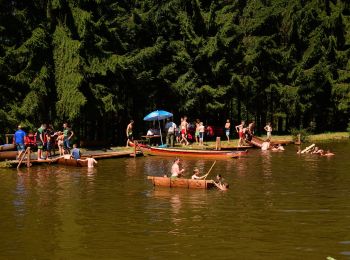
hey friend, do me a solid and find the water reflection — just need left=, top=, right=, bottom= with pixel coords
left=0, top=141, right=349, bottom=259
left=261, top=151, right=272, bottom=177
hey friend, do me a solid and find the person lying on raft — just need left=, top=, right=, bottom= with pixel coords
left=214, top=174, right=229, bottom=191
left=191, top=167, right=206, bottom=180
left=169, top=158, right=185, bottom=178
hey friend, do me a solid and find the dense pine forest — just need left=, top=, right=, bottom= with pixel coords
left=0, top=0, right=349, bottom=144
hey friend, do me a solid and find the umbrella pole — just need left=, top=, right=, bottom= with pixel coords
left=158, top=119, right=163, bottom=145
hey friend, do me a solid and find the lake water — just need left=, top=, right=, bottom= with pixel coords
left=0, top=141, right=349, bottom=259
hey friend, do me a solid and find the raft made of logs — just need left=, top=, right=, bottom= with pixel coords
left=147, top=176, right=215, bottom=189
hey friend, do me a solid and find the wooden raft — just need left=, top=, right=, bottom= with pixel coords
left=147, top=176, right=215, bottom=189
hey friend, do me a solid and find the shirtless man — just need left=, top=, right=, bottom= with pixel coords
left=199, top=122, right=205, bottom=146
left=264, top=122, right=273, bottom=141
left=235, top=121, right=245, bottom=147
left=179, top=117, right=189, bottom=146
left=225, top=119, right=231, bottom=143
left=247, top=121, right=255, bottom=140
left=57, top=132, right=65, bottom=156
left=80, top=155, right=98, bottom=168
left=126, top=120, right=134, bottom=147
left=195, top=119, right=200, bottom=144
left=170, top=158, right=185, bottom=178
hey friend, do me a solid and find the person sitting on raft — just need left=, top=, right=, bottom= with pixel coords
left=170, top=158, right=184, bottom=178
left=191, top=167, right=206, bottom=180
left=71, top=144, right=81, bottom=160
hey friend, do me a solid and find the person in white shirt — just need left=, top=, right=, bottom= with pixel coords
left=191, top=168, right=205, bottom=180
left=147, top=128, right=154, bottom=136
left=165, top=118, right=176, bottom=147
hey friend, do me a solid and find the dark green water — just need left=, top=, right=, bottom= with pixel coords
left=0, top=141, right=350, bottom=259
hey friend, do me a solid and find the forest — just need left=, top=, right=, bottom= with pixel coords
left=0, top=0, right=349, bottom=144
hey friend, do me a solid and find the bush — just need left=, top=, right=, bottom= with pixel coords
left=290, top=128, right=310, bottom=143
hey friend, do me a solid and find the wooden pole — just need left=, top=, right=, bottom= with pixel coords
left=215, top=137, right=221, bottom=150
left=26, top=147, right=31, bottom=167
left=17, top=147, right=30, bottom=169
left=203, top=161, right=217, bottom=180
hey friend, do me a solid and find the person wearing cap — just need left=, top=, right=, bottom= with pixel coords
left=14, top=125, right=26, bottom=158
left=170, top=158, right=184, bottom=178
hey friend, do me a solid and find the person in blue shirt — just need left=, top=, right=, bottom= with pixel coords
left=71, top=144, right=81, bottom=160
left=14, top=125, right=26, bottom=157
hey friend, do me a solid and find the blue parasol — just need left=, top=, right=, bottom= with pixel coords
left=143, top=110, right=173, bottom=121
left=143, top=110, right=173, bottom=145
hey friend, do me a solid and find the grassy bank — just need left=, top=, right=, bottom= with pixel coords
left=270, top=132, right=349, bottom=143
left=188, top=132, right=349, bottom=149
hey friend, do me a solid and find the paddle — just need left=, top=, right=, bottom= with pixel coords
left=202, top=161, right=216, bottom=180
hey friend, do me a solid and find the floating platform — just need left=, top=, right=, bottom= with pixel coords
left=246, top=136, right=292, bottom=148
left=147, top=176, right=216, bottom=189
left=1, top=150, right=143, bottom=168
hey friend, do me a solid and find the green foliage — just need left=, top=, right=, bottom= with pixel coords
left=290, top=128, right=311, bottom=143
left=53, top=25, right=86, bottom=120
left=0, top=0, right=349, bottom=143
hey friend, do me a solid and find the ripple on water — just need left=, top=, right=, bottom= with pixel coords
left=0, top=141, right=349, bottom=259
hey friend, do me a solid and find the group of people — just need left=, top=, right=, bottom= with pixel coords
left=128, top=116, right=272, bottom=148
left=168, top=158, right=228, bottom=190
left=14, top=123, right=74, bottom=160
left=13, top=123, right=98, bottom=167
left=232, top=120, right=257, bottom=146
left=298, top=144, right=335, bottom=156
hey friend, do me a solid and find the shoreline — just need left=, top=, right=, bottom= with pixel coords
left=0, top=132, right=348, bottom=168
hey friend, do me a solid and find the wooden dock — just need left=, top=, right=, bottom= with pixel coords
left=1, top=150, right=143, bottom=168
